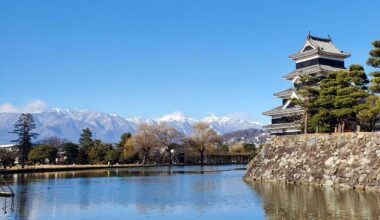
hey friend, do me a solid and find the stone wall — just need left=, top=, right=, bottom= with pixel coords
left=244, top=132, right=380, bottom=190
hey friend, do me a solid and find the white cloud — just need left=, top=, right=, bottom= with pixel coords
left=0, top=100, right=47, bottom=113
left=0, top=103, right=19, bottom=113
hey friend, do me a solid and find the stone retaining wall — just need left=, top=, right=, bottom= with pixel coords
left=244, top=132, right=380, bottom=190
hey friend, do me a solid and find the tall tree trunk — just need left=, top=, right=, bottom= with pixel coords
left=304, top=113, right=308, bottom=134
left=200, top=150, right=204, bottom=166
left=21, top=148, right=25, bottom=168
left=142, top=155, right=146, bottom=165
left=316, top=125, right=319, bottom=133
left=370, top=117, right=376, bottom=132
left=342, top=121, right=345, bottom=133
left=168, top=150, right=172, bottom=165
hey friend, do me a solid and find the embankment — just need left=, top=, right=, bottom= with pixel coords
left=244, top=132, right=380, bottom=190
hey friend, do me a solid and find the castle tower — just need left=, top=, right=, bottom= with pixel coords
left=263, top=33, right=351, bottom=135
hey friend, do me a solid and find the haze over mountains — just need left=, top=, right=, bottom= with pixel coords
left=0, top=109, right=262, bottom=144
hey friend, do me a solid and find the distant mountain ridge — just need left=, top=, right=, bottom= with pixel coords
left=0, top=109, right=262, bottom=144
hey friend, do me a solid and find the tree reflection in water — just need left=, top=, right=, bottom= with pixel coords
left=251, top=182, right=380, bottom=220
left=2, top=166, right=255, bottom=220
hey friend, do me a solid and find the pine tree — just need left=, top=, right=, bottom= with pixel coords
left=293, top=75, right=319, bottom=133
left=311, top=72, right=339, bottom=133
left=357, top=95, right=380, bottom=131
left=367, top=40, right=380, bottom=93
left=357, top=40, right=380, bottom=131
left=333, top=65, right=368, bottom=132
left=10, top=113, right=38, bottom=168
left=79, top=128, right=93, bottom=152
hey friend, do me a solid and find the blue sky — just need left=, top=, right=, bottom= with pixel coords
left=0, top=0, right=379, bottom=123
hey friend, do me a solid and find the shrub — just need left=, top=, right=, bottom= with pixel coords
left=28, top=145, right=58, bottom=164
left=61, top=143, right=79, bottom=164
left=105, top=149, right=120, bottom=165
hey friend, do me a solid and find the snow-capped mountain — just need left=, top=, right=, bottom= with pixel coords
left=0, top=109, right=262, bottom=144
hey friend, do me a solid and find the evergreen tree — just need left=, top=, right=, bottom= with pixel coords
left=10, top=113, right=38, bottom=168
left=105, top=149, right=120, bottom=165
left=357, top=95, right=380, bottom=131
left=61, top=143, right=80, bottom=164
left=293, top=75, right=320, bottom=133
left=311, top=72, right=339, bottom=133
left=367, top=40, right=380, bottom=93
left=311, top=66, right=368, bottom=133
left=87, top=140, right=112, bottom=164
left=357, top=40, right=380, bottom=131
left=79, top=128, right=93, bottom=152
left=28, top=145, right=58, bottom=164
left=76, top=148, right=88, bottom=164
left=333, top=65, right=368, bottom=132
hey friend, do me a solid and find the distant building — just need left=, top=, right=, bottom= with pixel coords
left=263, top=33, right=351, bottom=135
left=0, top=144, right=17, bottom=151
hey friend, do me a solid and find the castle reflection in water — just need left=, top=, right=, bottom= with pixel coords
left=252, top=181, right=380, bottom=220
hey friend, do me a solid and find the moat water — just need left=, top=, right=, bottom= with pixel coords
left=1, top=165, right=380, bottom=220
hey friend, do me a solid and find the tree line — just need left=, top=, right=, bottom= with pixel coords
left=0, top=114, right=258, bottom=168
left=295, top=40, right=380, bottom=133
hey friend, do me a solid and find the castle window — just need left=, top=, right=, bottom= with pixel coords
left=296, top=58, right=344, bottom=69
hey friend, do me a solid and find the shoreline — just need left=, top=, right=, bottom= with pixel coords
left=0, top=163, right=248, bottom=174
left=242, top=176, right=380, bottom=192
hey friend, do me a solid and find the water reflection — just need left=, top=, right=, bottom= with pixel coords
left=4, top=166, right=378, bottom=220
left=2, top=165, right=265, bottom=220
left=252, top=182, right=380, bottom=220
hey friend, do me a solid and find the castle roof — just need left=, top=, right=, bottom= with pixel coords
left=274, top=88, right=295, bottom=98
left=263, top=105, right=304, bottom=116
left=283, top=64, right=344, bottom=80
left=289, top=33, right=351, bottom=60
left=263, top=122, right=300, bottom=130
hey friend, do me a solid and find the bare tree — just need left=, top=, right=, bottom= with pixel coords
left=40, top=136, right=67, bottom=150
left=154, top=124, right=184, bottom=165
left=132, top=124, right=157, bottom=165
left=187, top=122, right=221, bottom=165
left=0, top=148, right=17, bottom=168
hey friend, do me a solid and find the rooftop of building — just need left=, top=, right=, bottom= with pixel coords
left=283, top=64, right=345, bottom=80
left=289, top=33, right=351, bottom=60
left=0, top=144, right=17, bottom=148
left=263, top=105, right=304, bottom=116
left=273, top=88, right=295, bottom=98
left=263, top=122, right=300, bottom=130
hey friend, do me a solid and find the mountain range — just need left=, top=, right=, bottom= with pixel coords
left=0, top=109, right=262, bottom=144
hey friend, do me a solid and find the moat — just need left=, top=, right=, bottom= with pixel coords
left=1, top=165, right=379, bottom=219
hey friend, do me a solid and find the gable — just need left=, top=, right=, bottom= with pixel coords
left=301, top=41, right=315, bottom=53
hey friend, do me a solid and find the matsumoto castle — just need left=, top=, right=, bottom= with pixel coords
left=263, top=33, right=351, bottom=135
